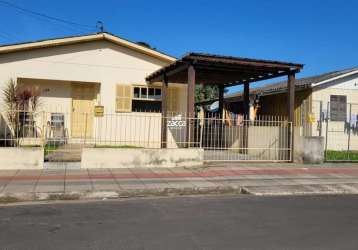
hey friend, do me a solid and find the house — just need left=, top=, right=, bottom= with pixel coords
left=0, top=32, right=305, bottom=163
left=224, top=67, right=358, bottom=155
left=0, top=32, right=188, bottom=147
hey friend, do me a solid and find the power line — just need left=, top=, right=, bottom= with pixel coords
left=0, top=0, right=95, bottom=32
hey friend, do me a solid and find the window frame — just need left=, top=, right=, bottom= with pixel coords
left=330, top=94, right=347, bottom=122
left=132, top=86, right=162, bottom=101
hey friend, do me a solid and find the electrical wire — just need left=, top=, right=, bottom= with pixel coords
left=0, top=0, right=95, bottom=32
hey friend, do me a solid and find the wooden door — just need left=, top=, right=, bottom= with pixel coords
left=71, top=84, right=95, bottom=138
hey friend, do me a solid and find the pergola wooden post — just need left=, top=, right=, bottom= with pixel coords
left=146, top=53, right=303, bottom=159
left=218, top=85, right=224, bottom=118
left=161, top=74, right=168, bottom=148
left=186, top=65, right=196, bottom=146
left=242, top=82, right=250, bottom=153
left=243, top=82, right=250, bottom=119
left=287, top=72, right=296, bottom=161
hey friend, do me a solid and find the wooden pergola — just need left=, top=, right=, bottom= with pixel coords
left=146, top=53, right=303, bottom=154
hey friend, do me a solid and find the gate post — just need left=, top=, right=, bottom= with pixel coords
left=348, top=103, right=352, bottom=159
left=324, top=102, right=330, bottom=160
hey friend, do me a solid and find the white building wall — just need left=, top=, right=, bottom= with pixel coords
left=311, top=73, right=358, bottom=151
left=0, top=40, right=187, bottom=146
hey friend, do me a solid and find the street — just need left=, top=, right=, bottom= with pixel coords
left=0, top=195, right=358, bottom=250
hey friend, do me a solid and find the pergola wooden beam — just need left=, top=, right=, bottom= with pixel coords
left=146, top=53, right=303, bottom=154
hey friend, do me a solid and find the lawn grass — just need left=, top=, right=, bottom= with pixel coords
left=44, top=144, right=60, bottom=156
left=325, top=150, right=358, bottom=161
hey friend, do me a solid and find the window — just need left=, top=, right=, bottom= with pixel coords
left=330, top=95, right=347, bottom=121
left=116, top=85, right=132, bottom=112
left=132, top=86, right=162, bottom=112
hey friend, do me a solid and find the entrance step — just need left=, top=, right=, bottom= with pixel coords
left=45, top=144, right=92, bottom=162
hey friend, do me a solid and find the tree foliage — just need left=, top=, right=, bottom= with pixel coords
left=195, top=85, right=219, bottom=103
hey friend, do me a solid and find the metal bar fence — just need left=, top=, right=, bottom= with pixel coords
left=0, top=110, right=292, bottom=162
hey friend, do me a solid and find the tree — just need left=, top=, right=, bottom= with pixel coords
left=195, top=85, right=219, bottom=103
left=136, top=41, right=156, bottom=50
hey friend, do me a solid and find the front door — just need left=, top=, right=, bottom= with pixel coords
left=71, top=83, right=95, bottom=138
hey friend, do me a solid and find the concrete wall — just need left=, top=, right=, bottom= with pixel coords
left=0, top=147, right=43, bottom=169
left=81, top=148, right=204, bottom=168
left=294, top=136, right=324, bottom=164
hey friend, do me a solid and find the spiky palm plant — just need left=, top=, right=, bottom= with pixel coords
left=2, top=79, right=40, bottom=144
left=3, top=79, right=19, bottom=140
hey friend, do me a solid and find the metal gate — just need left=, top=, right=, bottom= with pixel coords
left=197, top=115, right=292, bottom=162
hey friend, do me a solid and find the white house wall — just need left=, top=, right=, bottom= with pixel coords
left=312, top=73, right=358, bottom=151
left=0, top=40, right=188, bottom=145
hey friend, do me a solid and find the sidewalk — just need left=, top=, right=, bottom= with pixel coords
left=1, top=163, right=358, bottom=202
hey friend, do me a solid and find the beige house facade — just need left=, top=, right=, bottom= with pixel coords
left=0, top=33, right=188, bottom=147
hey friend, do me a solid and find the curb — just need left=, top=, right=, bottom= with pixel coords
left=0, top=186, right=243, bottom=204
left=241, top=184, right=358, bottom=196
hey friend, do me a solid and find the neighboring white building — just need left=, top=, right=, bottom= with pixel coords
left=225, top=67, right=358, bottom=152
left=0, top=32, right=188, bottom=147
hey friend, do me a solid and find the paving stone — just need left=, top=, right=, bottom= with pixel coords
left=65, top=180, right=92, bottom=193
left=35, top=180, right=64, bottom=193
left=3, top=181, right=36, bottom=194
left=115, top=179, right=147, bottom=190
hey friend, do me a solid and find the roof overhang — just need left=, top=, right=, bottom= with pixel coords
left=146, top=52, right=303, bottom=86
left=311, top=69, right=358, bottom=88
left=0, top=32, right=176, bottom=63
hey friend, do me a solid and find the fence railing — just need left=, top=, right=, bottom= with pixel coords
left=0, top=110, right=292, bottom=162
left=308, top=101, right=358, bottom=162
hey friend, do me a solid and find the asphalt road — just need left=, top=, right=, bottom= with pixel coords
left=1, top=195, right=358, bottom=250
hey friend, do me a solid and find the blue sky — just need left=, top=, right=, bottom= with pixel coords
left=0, top=0, right=357, bottom=92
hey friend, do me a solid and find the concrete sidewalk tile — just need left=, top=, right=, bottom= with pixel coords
left=162, top=179, right=196, bottom=189
left=17, top=169, right=43, bottom=175
left=35, top=180, right=65, bottom=193
left=109, top=168, right=135, bottom=179
left=116, top=179, right=147, bottom=190
left=3, top=180, right=37, bottom=194
left=150, top=168, right=176, bottom=178
left=140, top=179, right=171, bottom=189
left=88, top=168, right=120, bottom=191
left=230, top=179, right=282, bottom=187
left=169, top=168, right=215, bottom=188
left=65, top=169, right=92, bottom=193
left=88, top=169, right=114, bottom=180
left=41, top=169, right=65, bottom=181
left=0, top=170, right=18, bottom=177
left=65, top=180, right=92, bottom=193
left=91, top=179, right=121, bottom=191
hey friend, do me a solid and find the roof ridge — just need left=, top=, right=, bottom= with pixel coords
left=0, top=32, right=176, bottom=62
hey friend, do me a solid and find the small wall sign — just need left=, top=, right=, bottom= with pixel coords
left=94, top=105, right=104, bottom=117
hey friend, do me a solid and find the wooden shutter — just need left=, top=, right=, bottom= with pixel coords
left=168, top=86, right=178, bottom=112
left=116, top=84, right=132, bottom=112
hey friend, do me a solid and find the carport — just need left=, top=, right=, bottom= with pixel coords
left=146, top=53, right=303, bottom=160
